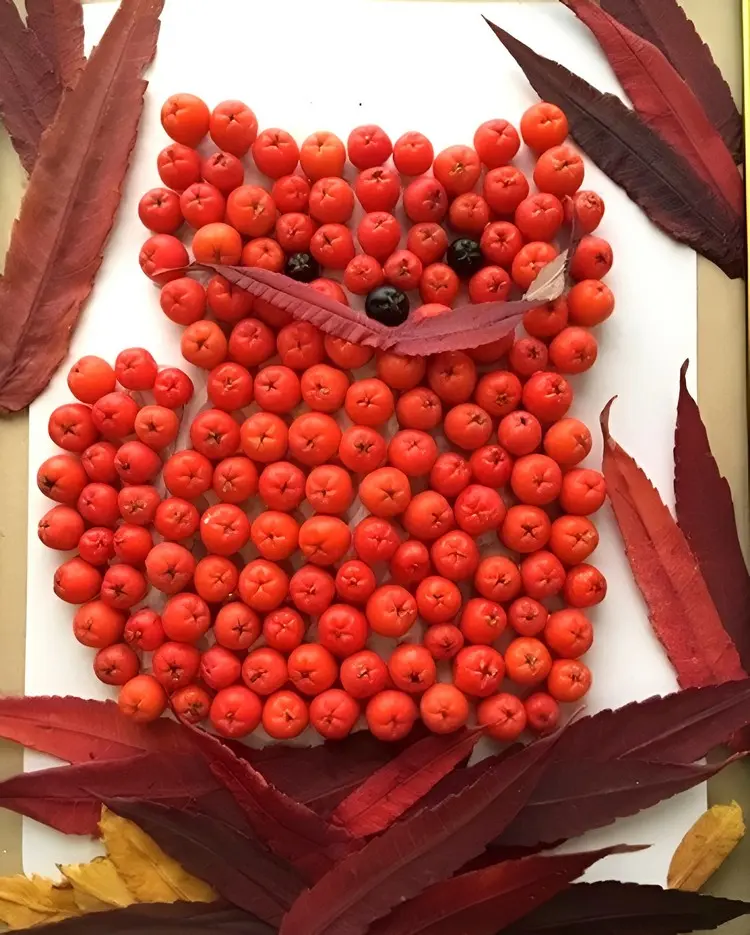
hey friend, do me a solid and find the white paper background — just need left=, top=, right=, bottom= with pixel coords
left=24, top=0, right=699, bottom=884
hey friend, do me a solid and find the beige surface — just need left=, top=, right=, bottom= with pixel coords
left=0, top=0, right=748, bottom=907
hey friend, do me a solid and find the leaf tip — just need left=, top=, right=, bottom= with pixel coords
left=600, top=396, right=617, bottom=442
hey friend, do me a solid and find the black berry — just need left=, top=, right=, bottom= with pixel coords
left=365, top=285, right=410, bottom=327
left=447, top=238, right=483, bottom=278
left=285, top=252, right=320, bottom=283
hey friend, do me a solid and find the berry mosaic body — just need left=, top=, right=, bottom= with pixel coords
left=36, top=93, right=614, bottom=743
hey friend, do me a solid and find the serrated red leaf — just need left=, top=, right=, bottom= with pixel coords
left=484, top=18, right=745, bottom=280
left=0, top=695, right=192, bottom=762
left=0, top=751, right=220, bottom=834
left=0, top=0, right=163, bottom=411
left=561, top=0, right=743, bottom=213
left=497, top=755, right=737, bottom=849
left=239, top=726, right=432, bottom=815
left=208, top=264, right=547, bottom=357
left=189, top=726, right=356, bottom=881
left=0, top=0, right=61, bottom=171
left=278, top=733, right=558, bottom=935
left=25, top=0, right=84, bottom=89
left=601, top=399, right=746, bottom=688
left=331, top=727, right=483, bottom=837
left=369, top=844, right=641, bottom=935
left=674, top=361, right=750, bottom=670
left=26, top=902, right=274, bottom=935
left=503, top=880, right=750, bottom=935
left=553, top=677, right=750, bottom=765
left=599, top=0, right=743, bottom=164
left=111, top=798, right=304, bottom=927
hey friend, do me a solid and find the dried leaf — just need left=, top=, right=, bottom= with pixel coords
left=26, top=0, right=85, bottom=89
left=209, top=264, right=542, bottom=357
left=555, top=678, right=750, bottom=768
left=599, top=0, right=743, bottom=162
left=331, top=727, right=483, bottom=837
left=0, top=695, right=192, bottom=762
left=0, top=875, right=79, bottom=930
left=242, top=727, right=431, bottom=815
left=99, top=807, right=216, bottom=905
left=667, top=801, right=745, bottom=892
left=111, top=799, right=303, bottom=927
left=560, top=0, right=743, bottom=213
left=278, top=733, right=559, bottom=935
left=29, top=901, right=276, bottom=935
left=502, top=880, right=750, bottom=935
left=484, top=18, right=745, bottom=279
left=0, top=0, right=163, bottom=412
left=189, top=726, right=356, bottom=881
left=674, top=362, right=750, bottom=671
left=59, top=857, right=136, bottom=912
left=0, top=0, right=60, bottom=171
left=369, top=845, right=642, bottom=935
left=0, top=751, right=220, bottom=834
left=497, top=755, right=738, bottom=849
left=600, top=398, right=746, bottom=688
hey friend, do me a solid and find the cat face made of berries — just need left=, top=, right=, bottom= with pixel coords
left=36, top=96, right=612, bottom=742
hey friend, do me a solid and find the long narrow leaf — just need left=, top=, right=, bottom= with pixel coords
left=674, top=361, right=750, bottom=670
left=0, top=0, right=60, bottom=170
left=0, top=696, right=192, bottom=762
left=560, top=0, right=743, bottom=213
left=497, top=756, right=737, bottom=848
left=0, top=0, right=164, bottom=411
left=601, top=398, right=746, bottom=688
left=29, top=902, right=275, bottom=935
left=370, top=845, right=641, bottom=935
left=484, top=18, right=744, bottom=280
left=111, top=799, right=304, bottom=927
left=331, top=727, right=483, bottom=837
left=600, top=0, right=743, bottom=163
left=0, top=752, right=220, bottom=834
left=25, top=0, right=85, bottom=89
left=502, top=880, right=750, bottom=934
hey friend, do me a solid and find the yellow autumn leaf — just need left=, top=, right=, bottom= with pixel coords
left=0, top=875, right=80, bottom=930
left=99, top=807, right=216, bottom=904
left=59, top=856, right=136, bottom=913
left=668, top=801, right=746, bottom=892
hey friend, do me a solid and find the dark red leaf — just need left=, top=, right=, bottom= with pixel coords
left=27, top=901, right=274, bottom=935
left=502, top=880, right=750, bottom=935
left=369, top=845, right=641, bottom=935
left=601, top=398, right=746, bottom=688
left=560, top=0, right=743, bottom=213
left=484, top=18, right=745, bottom=280
left=331, top=727, right=483, bottom=837
left=0, top=0, right=163, bottom=412
left=240, top=726, right=431, bottom=815
left=278, top=733, right=559, bottom=935
left=0, top=751, right=220, bottom=834
left=189, top=726, right=356, bottom=881
left=599, top=0, right=743, bottom=163
left=25, top=0, right=84, bottom=89
left=552, top=677, right=750, bottom=764
left=0, top=695, right=192, bottom=762
left=111, top=798, right=304, bottom=927
left=208, top=264, right=547, bottom=357
left=497, top=755, right=737, bottom=849
left=0, top=0, right=60, bottom=170
left=674, top=361, right=750, bottom=670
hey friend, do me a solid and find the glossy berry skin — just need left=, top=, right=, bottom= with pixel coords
left=365, top=286, right=410, bottom=327
left=446, top=238, right=484, bottom=278
left=285, top=252, right=320, bottom=283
